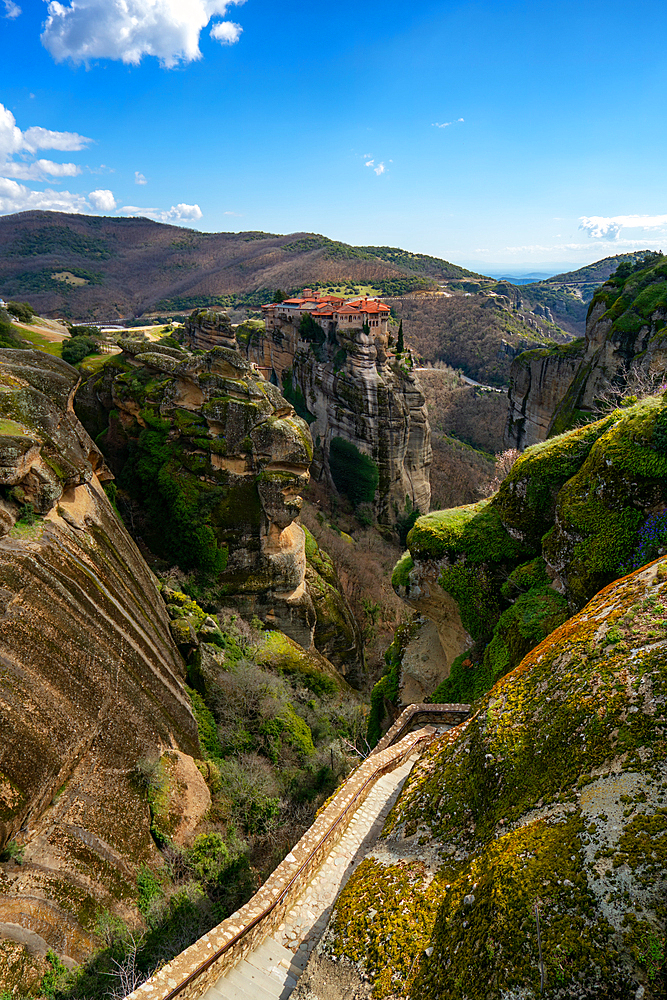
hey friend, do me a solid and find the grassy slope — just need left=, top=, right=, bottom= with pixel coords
left=0, top=211, right=484, bottom=320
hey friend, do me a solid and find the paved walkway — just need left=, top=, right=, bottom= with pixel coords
left=202, top=753, right=420, bottom=1000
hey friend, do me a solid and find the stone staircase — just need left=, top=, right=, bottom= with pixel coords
left=202, top=756, right=418, bottom=999
left=125, top=706, right=470, bottom=1000
left=204, top=938, right=299, bottom=1000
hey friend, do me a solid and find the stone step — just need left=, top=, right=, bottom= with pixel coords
left=205, top=979, right=256, bottom=1000
left=202, top=750, right=424, bottom=1000
left=247, top=939, right=300, bottom=987
left=225, top=961, right=288, bottom=1000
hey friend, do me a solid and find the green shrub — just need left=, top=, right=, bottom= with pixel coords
left=299, top=312, right=326, bottom=344
left=329, top=437, right=379, bottom=508
left=6, top=300, right=35, bottom=323
left=62, top=336, right=97, bottom=365
left=185, top=832, right=230, bottom=885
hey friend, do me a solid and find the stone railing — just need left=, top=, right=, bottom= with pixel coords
left=372, top=702, right=471, bottom=755
left=125, top=721, right=450, bottom=1000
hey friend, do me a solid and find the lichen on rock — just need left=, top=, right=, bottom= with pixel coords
left=76, top=337, right=320, bottom=650
left=325, top=557, right=667, bottom=999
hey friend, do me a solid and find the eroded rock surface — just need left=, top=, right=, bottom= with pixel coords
left=76, top=339, right=365, bottom=681
left=506, top=254, right=667, bottom=448
left=322, top=559, right=667, bottom=999
left=239, top=307, right=432, bottom=523
left=0, top=350, right=199, bottom=976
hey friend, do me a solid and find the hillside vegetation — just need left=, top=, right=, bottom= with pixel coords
left=0, top=211, right=482, bottom=321
left=391, top=293, right=571, bottom=386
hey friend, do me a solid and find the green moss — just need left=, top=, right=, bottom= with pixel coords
left=256, top=630, right=339, bottom=697
left=186, top=686, right=224, bottom=760
left=391, top=550, right=414, bottom=588
left=367, top=620, right=420, bottom=746
left=494, top=417, right=614, bottom=546
left=329, top=857, right=443, bottom=998
left=259, top=707, right=315, bottom=762
left=407, top=499, right=526, bottom=564
left=413, top=815, right=629, bottom=1000
left=428, top=650, right=475, bottom=704
left=500, top=556, right=548, bottom=599
left=544, top=396, right=667, bottom=605
left=389, top=560, right=667, bottom=844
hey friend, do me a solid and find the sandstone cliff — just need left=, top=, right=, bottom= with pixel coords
left=311, top=556, right=667, bottom=999
left=506, top=253, right=667, bottom=448
left=391, top=392, right=667, bottom=707
left=232, top=307, right=432, bottom=524
left=76, top=338, right=366, bottom=686
left=0, top=350, right=203, bottom=981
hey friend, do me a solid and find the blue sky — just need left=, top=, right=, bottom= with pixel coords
left=1, top=0, right=666, bottom=270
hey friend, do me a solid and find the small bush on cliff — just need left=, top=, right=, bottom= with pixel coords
left=62, top=336, right=97, bottom=365
left=6, top=300, right=34, bottom=323
left=0, top=311, right=27, bottom=349
left=329, top=437, right=379, bottom=508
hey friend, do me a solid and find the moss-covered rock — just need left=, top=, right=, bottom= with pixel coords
left=398, top=395, right=667, bottom=704
left=328, top=557, right=667, bottom=999
left=75, top=340, right=317, bottom=647
left=506, top=252, right=667, bottom=448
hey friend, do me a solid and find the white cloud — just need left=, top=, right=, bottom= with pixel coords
left=364, top=156, right=385, bottom=176
left=120, top=201, right=202, bottom=223
left=432, top=117, right=464, bottom=128
left=121, top=205, right=159, bottom=215
left=42, top=0, right=246, bottom=68
left=3, top=0, right=21, bottom=17
left=0, top=101, right=93, bottom=197
left=0, top=176, right=89, bottom=215
left=89, top=188, right=117, bottom=211
left=0, top=105, right=91, bottom=162
left=224, top=210, right=242, bottom=216
left=0, top=102, right=202, bottom=227
left=2, top=158, right=81, bottom=180
left=579, top=214, right=667, bottom=239
left=21, top=125, right=92, bottom=153
left=163, top=202, right=202, bottom=221
left=210, top=20, right=242, bottom=44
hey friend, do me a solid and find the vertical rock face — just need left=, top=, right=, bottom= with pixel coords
left=505, top=256, right=667, bottom=448
left=183, top=308, right=237, bottom=351
left=0, top=351, right=199, bottom=969
left=504, top=340, right=585, bottom=449
left=240, top=310, right=432, bottom=522
left=78, top=340, right=318, bottom=647
left=77, top=339, right=366, bottom=682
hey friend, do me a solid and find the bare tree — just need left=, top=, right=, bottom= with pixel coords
left=592, top=363, right=666, bottom=417
left=106, top=934, right=149, bottom=1000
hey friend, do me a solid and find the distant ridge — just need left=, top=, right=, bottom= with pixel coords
left=0, top=211, right=485, bottom=320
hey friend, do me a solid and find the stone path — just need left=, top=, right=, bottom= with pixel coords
left=202, top=753, right=420, bottom=1000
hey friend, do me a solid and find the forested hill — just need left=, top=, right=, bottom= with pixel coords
left=0, top=211, right=484, bottom=320
left=515, top=249, right=655, bottom=335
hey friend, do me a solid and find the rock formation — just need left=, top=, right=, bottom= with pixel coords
left=76, top=338, right=366, bottom=685
left=311, top=555, right=667, bottom=999
left=183, top=308, right=238, bottom=352
left=506, top=253, right=667, bottom=448
left=391, top=391, right=667, bottom=705
left=0, top=350, right=202, bottom=981
left=235, top=305, right=432, bottom=524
